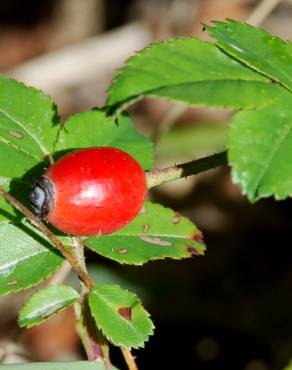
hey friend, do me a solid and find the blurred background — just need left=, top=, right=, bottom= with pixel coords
left=1, top=0, right=292, bottom=369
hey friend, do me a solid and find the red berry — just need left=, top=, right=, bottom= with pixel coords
left=30, top=147, right=147, bottom=236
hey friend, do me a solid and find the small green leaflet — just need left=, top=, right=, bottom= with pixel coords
left=18, top=284, right=80, bottom=328
left=84, top=202, right=205, bottom=265
left=0, top=361, right=118, bottom=370
left=56, top=110, right=153, bottom=170
left=88, top=284, right=154, bottom=348
left=106, top=37, right=281, bottom=116
left=206, top=19, right=292, bottom=93
left=0, top=221, right=64, bottom=296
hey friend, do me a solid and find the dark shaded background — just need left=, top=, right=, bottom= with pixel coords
left=1, top=1, right=292, bottom=369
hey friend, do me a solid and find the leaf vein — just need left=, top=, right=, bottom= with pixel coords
left=0, top=108, right=49, bottom=157
left=253, top=120, right=292, bottom=196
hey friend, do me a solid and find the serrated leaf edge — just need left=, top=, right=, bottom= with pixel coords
left=88, top=285, right=154, bottom=349
left=105, top=36, right=269, bottom=117
left=0, top=74, right=60, bottom=157
left=205, top=19, right=292, bottom=94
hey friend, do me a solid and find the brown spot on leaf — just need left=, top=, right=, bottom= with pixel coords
left=143, top=224, right=150, bottom=233
left=7, top=280, right=18, bottom=285
left=9, top=130, right=23, bottom=139
left=118, top=307, right=132, bottom=321
left=118, top=248, right=128, bottom=254
left=192, top=232, right=204, bottom=244
left=139, top=235, right=172, bottom=246
left=172, top=213, right=181, bottom=224
left=186, top=245, right=203, bottom=256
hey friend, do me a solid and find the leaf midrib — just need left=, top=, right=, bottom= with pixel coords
left=101, top=231, right=200, bottom=239
left=0, top=108, right=49, bottom=157
left=214, top=36, right=292, bottom=94
left=253, top=118, right=292, bottom=198
left=0, top=134, right=40, bottom=162
left=22, top=297, right=77, bottom=321
left=110, top=78, right=279, bottom=109
left=92, top=290, right=146, bottom=342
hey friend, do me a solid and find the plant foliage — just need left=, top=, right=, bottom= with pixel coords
left=0, top=19, right=291, bottom=368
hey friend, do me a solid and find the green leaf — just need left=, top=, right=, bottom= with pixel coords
left=0, top=221, right=64, bottom=296
left=57, top=109, right=153, bottom=170
left=229, top=92, right=292, bottom=201
left=88, top=284, right=154, bottom=348
left=206, top=20, right=292, bottom=92
left=0, top=361, right=118, bottom=370
left=0, top=75, right=60, bottom=221
left=0, top=75, right=59, bottom=174
left=18, top=284, right=79, bottom=328
left=147, top=80, right=279, bottom=110
left=106, top=37, right=280, bottom=115
left=84, top=202, right=205, bottom=265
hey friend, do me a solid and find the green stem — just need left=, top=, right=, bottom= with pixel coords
left=72, top=237, right=109, bottom=364
left=146, top=150, right=228, bottom=188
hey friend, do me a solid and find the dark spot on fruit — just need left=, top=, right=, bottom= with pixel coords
left=192, top=232, right=204, bottom=244
left=30, top=175, right=54, bottom=218
left=118, top=307, right=132, bottom=321
left=9, top=130, right=23, bottom=139
left=118, top=248, right=128, bottom=254
left=172, top=213, right=181, bottom=224
left=143, top=224, right=150, bottom=233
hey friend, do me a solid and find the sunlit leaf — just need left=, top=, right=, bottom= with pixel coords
left=106, top=37, right=280, bottom=115
left=206, top=19, right=292, bottom=92
left=85, top=202, right=205, bottom=265
left=0, top=221, right=64, bottom=296
left=57, top=110, right=153, bottom=170
left=89, top=284, right=154, bottom=348
left=18, top=284, right=79, bottom=327
left=229, top=91, right=292, bottom=201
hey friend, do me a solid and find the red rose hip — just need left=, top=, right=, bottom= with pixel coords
left=30, top=147, right=147, bottom=236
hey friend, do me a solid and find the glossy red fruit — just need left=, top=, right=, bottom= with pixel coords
left=30, top=147, right=147, bottom=236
